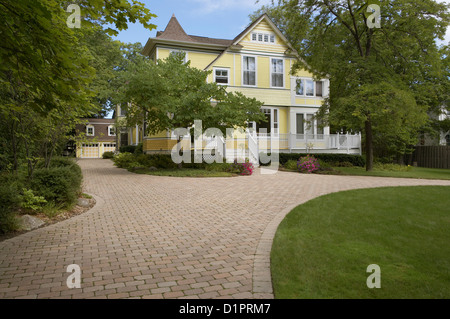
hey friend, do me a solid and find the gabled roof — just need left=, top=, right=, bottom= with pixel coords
left=142, top=14, right=235, bottom=56
left=204, top=13, right=299, bottom=70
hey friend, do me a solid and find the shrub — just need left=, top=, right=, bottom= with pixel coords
left=332, top=161, right=354, bottom=167
left=102, top=151, right=115, bottom=159
left=0, top=174, right=22, bottom=233
left=231, top=159, right=254, bottom=175
left=205, top=162, right=234, bottom=172
left=144, top=154, right=177, bottom=169
left=119, top=145, right=137, bottom=153
left=19, top=188, right=47, bottom=212
left=113, top=152, right=135, bottom=168
left=36, top=156, right=78, bottom=169
left=278, top=153, right=365, bottom=167
left=283, top=160, right=298, bottom=171
left=134, top=143, right=143, bottom=155
left=297, top=155, right=320, bottom=173
left=31, top=165, right=82, bottom=207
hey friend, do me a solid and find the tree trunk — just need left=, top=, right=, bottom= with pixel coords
left=365, top=119, right=374, bottom=171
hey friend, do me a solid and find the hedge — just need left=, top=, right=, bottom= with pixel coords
left=0, top=174, right=22, bottom=234
left=31, top=165, right=82, bottom=207
left=260, top=153, right=366, bottom=167
left=119, top=145, right=137, bottom=153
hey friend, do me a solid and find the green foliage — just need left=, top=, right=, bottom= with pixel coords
left=373, top=163, right=412, bottom=172
left=134, top=143, right=144, bottom=155
left=0, top=174, right=22, bottom=233
left=254, top=0, right=450, bottom=169
left=283, top=160, right=298, bottom=171
left=102, top=151, right=115, bottom=159
left=19, top=188, right=47, bottom=212
left=116, top=52, right=267, bottom=137
left=277, top=153, right=365, bottom=167
left=31, top=166, right=82, bottom=207
left=112, top=152, right=137, bottom=168
left=119, top=145, right=137, bottom=153
left=297, top=155, right=320, bottom=173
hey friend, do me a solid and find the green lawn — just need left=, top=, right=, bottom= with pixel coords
left=131, top=168, right=235, bottom=177
left=271, top=186, right=450, bottom=299
left=334, top=166, right=450, bottom=180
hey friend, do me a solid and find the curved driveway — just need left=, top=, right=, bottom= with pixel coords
left=1, top=159, right=449, bottom=299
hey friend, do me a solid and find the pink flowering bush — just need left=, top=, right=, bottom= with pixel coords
left=232, top=158, right=254, bottom=176
left=297, top=155, right=320, bottom=173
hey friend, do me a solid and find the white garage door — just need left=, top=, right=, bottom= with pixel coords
left=81, top=143, right=99, bottom=158
left=103, top=143, right=116, bottom=154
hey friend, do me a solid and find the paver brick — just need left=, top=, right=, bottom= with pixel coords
left=1, top=159, right=449, bottom=299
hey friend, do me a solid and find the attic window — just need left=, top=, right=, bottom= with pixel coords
left=86, top=125, right=94, bottom=136
left=251, top=32, right=276, bottom=44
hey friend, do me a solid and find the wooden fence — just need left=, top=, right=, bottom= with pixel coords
left=413, top=146, right=450, bottom=169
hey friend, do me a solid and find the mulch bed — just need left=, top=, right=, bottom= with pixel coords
left=0, top=197, right=96, bottom=243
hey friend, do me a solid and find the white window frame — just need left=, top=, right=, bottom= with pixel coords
left=295, top=112, right=325, bottom=140
left=213, top=67, right=230, bottom=85
left=295, top=78, right=324, bottom=97
left=108, top=125, right=116, bottom=137
left=86, top=125, right=95, bottom=136
left=170, top=49, right=187, bottom=63
left=251, top=32, right=276, bottom=45
left=259, top=107, right=279, bottom=135
left=270, top=58, right=284, bottom=89
left=242, top=55, right=257, bottom=87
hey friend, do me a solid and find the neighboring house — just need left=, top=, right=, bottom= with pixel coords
left=127, top=14, right=361, bottom=161
left=75, top=118, right=117, bottom=158
left=419, top=107, right=450, bottom=146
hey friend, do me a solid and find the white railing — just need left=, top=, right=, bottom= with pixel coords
left=145, top=132, right=362, bottom=157
left=258, top=133, right=361, bottom=153
left=247, top=131, right=259, bottom=165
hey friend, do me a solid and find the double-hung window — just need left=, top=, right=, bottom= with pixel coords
left=214, top=68, right=229, bottom=85
left=243, top=56, right=256, bottom=86
left=271, top=58, right=284, bottom=88
left=86, top=125, right=94, bottom=136
left=296, top=79, right=324, bottom=97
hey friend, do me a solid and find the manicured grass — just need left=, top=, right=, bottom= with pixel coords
left=334, top=166, right=450, bottom=180
left=131, top=168, right=235, bottom=177
left=271, top=186, right=450, bottom=299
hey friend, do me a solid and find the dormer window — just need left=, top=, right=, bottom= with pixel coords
left=86, top=125, right=94, bottom=136
left=108, top=125, right=116, bottom=136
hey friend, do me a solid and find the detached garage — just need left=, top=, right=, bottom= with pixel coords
left=76, top=119, right=117, bottom=158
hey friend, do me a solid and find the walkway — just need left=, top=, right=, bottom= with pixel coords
left=1, top=159, right=449, bottom=299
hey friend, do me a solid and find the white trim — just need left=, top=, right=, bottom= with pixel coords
left=213, top=67, right=230, bottom=85
left=250, top=31, right=276, bottom=45
left=270, top=57, right=284, bottom=89
left=241, top=55, right=257, bottom=87
left=86, top=125, right=95, bottom=137
left=108, top=125, right=115, bottom=137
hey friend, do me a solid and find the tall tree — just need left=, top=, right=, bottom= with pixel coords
left=0, top=0, right=156, bottom=174
left=116, top=53, right=266, bottom=160
left=253, top=0, right=449, bottom=170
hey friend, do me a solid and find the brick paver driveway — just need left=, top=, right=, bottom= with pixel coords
left=1, top=159, right=449, bottom=299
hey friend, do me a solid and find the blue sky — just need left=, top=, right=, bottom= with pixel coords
left=112, top=0, right=273, bottom=45
left=111, top=0, right=450, bottom=47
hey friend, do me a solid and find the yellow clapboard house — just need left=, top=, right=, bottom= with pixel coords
left=118, top=13, right=361, bottom=161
